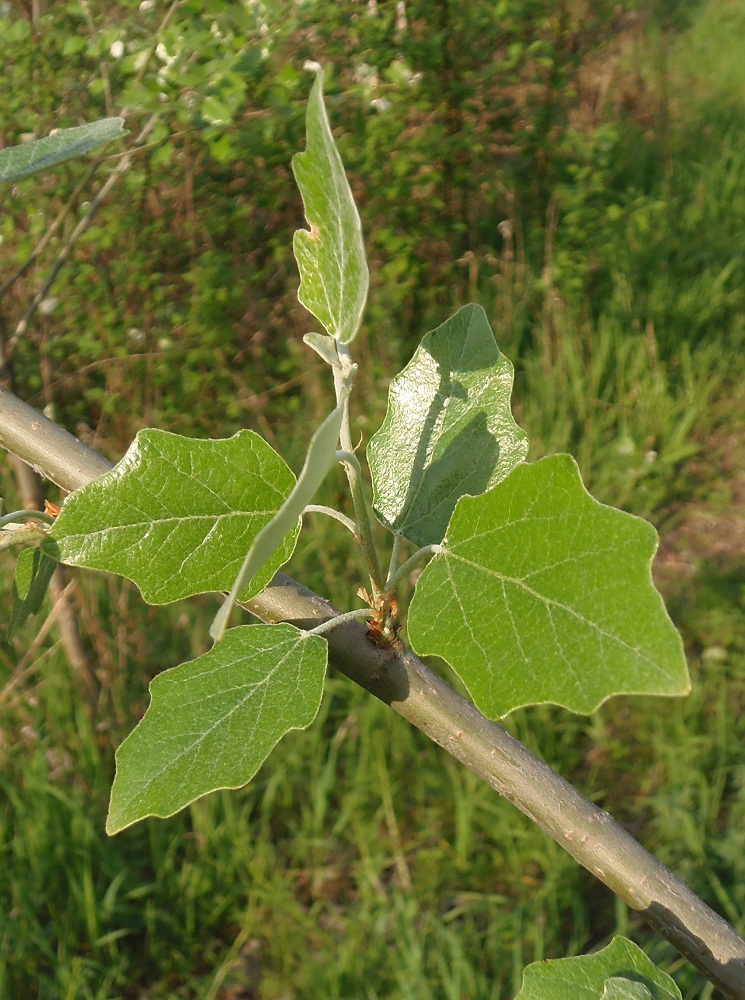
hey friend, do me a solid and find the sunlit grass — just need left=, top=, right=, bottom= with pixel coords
left=666, top=0, right=745, bottom=105
left=2, top=534, right=744, bottom=998
left=514, top=315, right=743, bottom=522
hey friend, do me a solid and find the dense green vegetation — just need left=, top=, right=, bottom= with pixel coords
left=1, top=1, right=744, bottom=996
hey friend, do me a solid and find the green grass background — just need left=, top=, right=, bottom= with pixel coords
left=2, top=2, right=745, bottom=997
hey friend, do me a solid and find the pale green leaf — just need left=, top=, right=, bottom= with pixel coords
left=601, top=980, right=654, bottom=1000
left=8, top=547, right=56, bottom=638
left=0, top=119, right=126, bottom=184
left=210, top=406, right=343, bottom=641
left=368, top=304, right=528, bottom=546
left=107, top=624, right=327, bottom=833
left=49, top=429, right=298, bottom=604
left=303, top=331, right=340, bottom=365
left=292, top=68, right=368, bottom=344
left=515, top=936, right=681, bottom=1000
left=408, top=455, right=689, bottom=717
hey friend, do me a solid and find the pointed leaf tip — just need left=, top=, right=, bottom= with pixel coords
left=408, top=454, right=689, bottom=717
left=368, top=304, right=528, bottom=546
left=107, top=624, right=328, bottom=833
left=292, top=68, right=368, bottom=344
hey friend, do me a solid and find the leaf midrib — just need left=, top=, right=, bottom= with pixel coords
left=440, top=549, right=674, bottom=678
left=116, top=636, right=306, bottom=814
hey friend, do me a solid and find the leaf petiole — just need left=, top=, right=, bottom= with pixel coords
left=385, top=534, right=403, bottom=590
left=303, top=504, right=358, bottom=536
left=303, top=608, right=372, bottom=637
left=0, top=509, right=54, bottom=527
left=333, top=343, right=386, bottom=602
left=386, top=543, right=442, bottom=592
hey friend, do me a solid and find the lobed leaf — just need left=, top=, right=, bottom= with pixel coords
left=514, top=936, right=681, bottom=999
left=107, top=624, right=328, bottom=833
left=0, top=118, right=126, bottom=184
left=408, top=455, right=689, bottom=717
left=49, top=429, right=298, bottom=604
left=292, top=68, right=368, bottom=344
left=368, top=304, right=528, bottom=546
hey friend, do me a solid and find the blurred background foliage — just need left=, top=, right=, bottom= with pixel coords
left=1, top=0, right=745, bottom=997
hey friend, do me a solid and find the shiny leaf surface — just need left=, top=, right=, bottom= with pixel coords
left=408, top=455, right=689, bottom=717
left=50, top=429, right=298, bottom=604
left=368, top=304, right=528, bottom=546
left=107, top=625, right=327, bottom=833
left=515, top=936, right=681, bottom=999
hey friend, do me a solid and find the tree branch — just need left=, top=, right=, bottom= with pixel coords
left=0, top=387, right=112, bottom=491
left=2, top=388, right=745, bottom=997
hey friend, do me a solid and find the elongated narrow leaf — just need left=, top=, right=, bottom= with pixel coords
left=515, top=936, right=681, bottom=1000
left=49, top=429, right=298, bottom=604
left=292, top=68, right=368, bottom=343
left=107, top=624, right=328, bottom=833
left=0, top=118, right=126, bottom=184
left=368, top=304, right=528, bottom=546
left=211, top=406, right=343, bottom=641
left=8, top=547, right=56, bottom=638
left=408, top=455, right=689, bottom=717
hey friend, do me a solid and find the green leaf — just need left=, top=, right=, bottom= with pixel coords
left=106, top=624, right=327, bottom=833
left=303, top=331, right=340, bottom=366
left=601, top=981, right=654, bottom=1000
left=408, top=455, right=689, bottom=717
left=8, top=547, right=56, bottom=638
left=368, top=304, right=528, bottom=546
left=49, top=429, right=298, bottom=605
left=210, top=406, right=343, bottom=641
left=0, top=119, right=127, bottom=184
left=292, top=68, right=368, bottom=344
left=514, top=936, right=681, bottom=999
